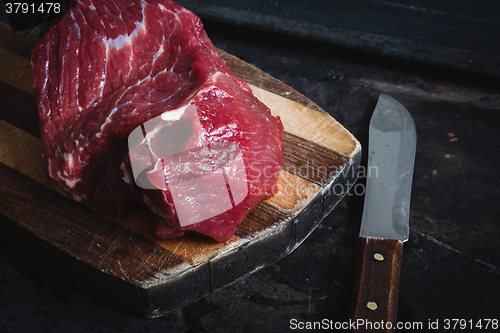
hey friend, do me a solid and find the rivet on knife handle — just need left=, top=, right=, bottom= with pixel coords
left=349, top=237, right=403, bottom=332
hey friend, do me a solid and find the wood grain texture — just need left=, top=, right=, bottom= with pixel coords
left=349, top=237, right=404, bottom=333
left=0, top=23, right=361, bottom=317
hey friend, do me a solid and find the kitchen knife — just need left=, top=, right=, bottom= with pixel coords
left=350, top=94, right=416, bottom=332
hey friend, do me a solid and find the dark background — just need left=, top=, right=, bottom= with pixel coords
left=1, top=0, right=500, bottom=332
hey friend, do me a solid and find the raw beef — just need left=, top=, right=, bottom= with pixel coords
left=31, top=0, right=284, bottom=242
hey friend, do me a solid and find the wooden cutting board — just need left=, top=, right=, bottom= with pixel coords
left=0, top=22, right=360, bottom=317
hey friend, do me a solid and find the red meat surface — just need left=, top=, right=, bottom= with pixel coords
left=31, top=0, right=284, bottom=242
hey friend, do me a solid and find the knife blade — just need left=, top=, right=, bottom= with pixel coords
left=349, top=94, right=416, bottom=332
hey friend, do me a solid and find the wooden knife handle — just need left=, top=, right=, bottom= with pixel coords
left=349, top=237, right=404, bottom=332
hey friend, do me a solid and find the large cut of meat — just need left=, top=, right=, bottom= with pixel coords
left=31, top=0, right=284, bottom=242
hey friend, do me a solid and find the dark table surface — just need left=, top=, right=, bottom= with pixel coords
left=1, top=1, right=500, bottom=332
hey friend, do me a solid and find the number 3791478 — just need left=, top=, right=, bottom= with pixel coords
left=443, top=319, right=499, bottom=330
left=5, top=3, right=61, bottom=14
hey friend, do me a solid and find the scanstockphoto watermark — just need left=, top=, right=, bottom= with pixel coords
left=283, top=163, right=378, bottom=186
left=281, top=163, right=378, bottom=197
left=290, top=318, right=424, bottom=331
left=127, top=104, right=376, bottom=228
